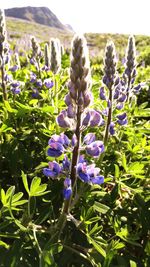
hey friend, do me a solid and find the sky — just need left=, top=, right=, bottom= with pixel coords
left=1, top=0, right=150, bottom=35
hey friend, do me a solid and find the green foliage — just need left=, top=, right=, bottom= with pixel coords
left=0, top=33, right=150, bottom=267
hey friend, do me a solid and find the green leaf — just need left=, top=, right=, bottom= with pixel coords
left=122, top=154, right=127, bottom=171
left=31, top=184, right=48, bottom=197
left=21, top=171, right=29, bottom=195
left=4, top=101, right=17, bottom=113
left=11, top=192, right=23, bottom=203
left=30, top=177, right=41, bottom=194
left=93, top=201, right=110, bottom=214
left=0, top=240, right=10, bottom=249
left=130, top=260, right=137, bottom=267
left=114, top=164, right=120, bottom=179
left=0, top=189, right=6, bottom=205
left=88, top=236, right=106, bottom=258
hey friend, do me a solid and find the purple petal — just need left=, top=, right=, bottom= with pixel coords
left=117, top=112, right=126, bottom=120
left=83, top=133, right=96, bottom=145
left=91, top=175, right=104, bottom=185
left=63, top=187, right=72, bottom=199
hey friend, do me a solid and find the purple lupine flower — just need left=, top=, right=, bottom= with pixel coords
left=78, top=92, right=84, bottom=106
left=107, top=100, right=111, bottom=108
left=83, top=91, right=93, bottom=107
left=117, top=118, right=128, bottom=125
left=11, top=87, right=21, bottom=94
left=32, top=88, right=39, bottom=98
left=68, top=83, right=77, bottom=100
left=9, top=65, right=18, bottom=72
left=113, top=89, right=119, bottom=99
left=4, top=74, right=13, bottom=82
left=67, top=104, right=76, bottom=118
left=57, top=111, right=71, bottom=128
left=109, top=122, right=115, bottom=135
left=117, top=112, right=127, bottom=120
left=82, top=111, right=91, bottom=126
left=87, top=164, right=104, bottom=185
left=42, top=65, right=50, bottom=71
left=99, top=87, right=107, bottom=100
left=133, top=84, right=141, bottom=94
left=78, top=154, right=86, bottom=163
left=77, top=162, right=104, bottom=185
left=49, top=133, right=70, bottom=148
left=11, top=81, right=20, bottom=88
left=86, top=141, right=104, bottom=157
left=114, top=77, right=120, bottom=86
left=102, top=108, right=108, bottom=116
left=30, top=73, right=37, bottom=83
left=83, top=133, right=96, bottom=145
left=62, top=155, right=70, bottom=171
left=60, top=133, right=70, bottom=147
left=30, top=58, right=37, bottom=65
left=5, top=54, right=10, bottom=64
left=65, top=94, right=72, bottom=106
left=43, top=161, right=61, bottom=178
left=116, top=103, right=124, bottom=110
left=44, top=79, right=54, bottom=89
left=71, top=133, right=77, bottom=147
left=47, top=142, right=64, bottom=157
left=90, top=110, right=102, bottom=127
left=103, top=75, right=110, bottom=87
left=77, top=162, right=90, bottom=182
left=36, top=79, right=42, bottom=87
left=63, top=178, right=72, bottom=199
left=118, top=93, right=127, bottom=102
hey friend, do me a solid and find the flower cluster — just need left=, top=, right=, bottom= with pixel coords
left=28, top=72, right=54, bottom=98
left=50, top=38, right=61, bottom=74
left=122, top=35, right=142, bottom=100
left=99, top=41, right=128, bottom=140
left=43, top=131, right=104, bottom=199
left=43, top=129, right=104, bottom=197
left=43, top=35, right=104, bottom=206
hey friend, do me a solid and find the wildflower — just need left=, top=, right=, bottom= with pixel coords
left=77, top=162, right=104, bottom=185
left=109, top=122, right=115, bottom=135
left=86, top=141, right=104, bottom=157
left=43, top=161, right=61, bottom=178
left=43, top=79, right=54, bottom=89
left=63, top=178, right=72, bottom=199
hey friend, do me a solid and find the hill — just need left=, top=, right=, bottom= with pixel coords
left=5, top=6, right=69, bottom=31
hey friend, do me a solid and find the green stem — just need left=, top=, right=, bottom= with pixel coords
left=63, top=106, right=82, bottom=214
left=1, top=63, right=7, bottom=101
left=126, top=75, right=131, bottom=102
left=104, top=87, right=113, bottom=147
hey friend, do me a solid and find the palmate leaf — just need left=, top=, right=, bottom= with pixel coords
left=29, top=177, right=48, bottom=197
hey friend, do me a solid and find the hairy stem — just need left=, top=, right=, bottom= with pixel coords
left=104, top=87, right=113, bottom=147
left=1, top=63, right=7, bottom=101
left=63, top=106, right=82, bottom=214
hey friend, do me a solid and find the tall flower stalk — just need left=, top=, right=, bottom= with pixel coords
left=50, top=38, right=62, bottom=112
left=43, top=35, right=104, bottom=245
left=0, top=9, right=8, bottom=100
left=30, top=36, right=42, bottom=78
left=123, top=35, right=137, bottom=101
left=103, top=41, right=117, bottom=147
left=61, top=34, right=92, bottom=214
left=44, top=43, right=50, bottom=68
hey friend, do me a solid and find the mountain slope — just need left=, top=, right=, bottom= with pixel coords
left=5, top=6, right=67, bottom=30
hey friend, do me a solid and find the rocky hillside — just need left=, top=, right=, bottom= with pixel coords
left=5, top=6, right=69, bottom=31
